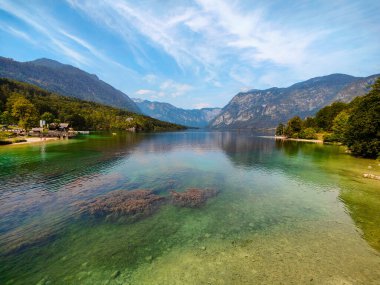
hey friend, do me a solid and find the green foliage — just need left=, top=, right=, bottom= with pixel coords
left=40, top=112, right=55, bottom=124
left=10, top=94, right=38, bottom=130
left=284, top=116, right=303, bottom=138
left=299, top=127, right=317, bottom=140
left=0, top=78, right=185, bottom=132
left=315, top=102, right=347, bottom=131
left=0, top=110, right=14, bottom=125
left=275, top=123, right=285, bottom=136
left=344, top=78, right=380, bottom=158
left=331, top=110, right=350, bottom=142
left=303, top=117, right=317, bottom=129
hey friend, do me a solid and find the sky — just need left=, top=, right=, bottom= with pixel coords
left=0, top=0, right=379, bottom=109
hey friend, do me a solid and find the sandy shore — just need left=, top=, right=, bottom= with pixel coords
left=259, top=135, right=323, bottom=143
left=4, top=137, right=60, bottom=146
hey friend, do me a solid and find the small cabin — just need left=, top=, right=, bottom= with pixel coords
left=59, top=123, right=69, bottom=131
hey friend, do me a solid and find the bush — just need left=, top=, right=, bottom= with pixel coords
left=12, top=138, right=27, bottom=143
left=299, top=127, right=318, bottom=139
left=0, top=140, right=12, bottom=145
left=323, top=133, right=341, bottom=143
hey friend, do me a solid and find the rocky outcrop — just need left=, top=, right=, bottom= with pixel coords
left=170, top=188, right=219, bottom=208
left=133, top=98, right=221, bottom=128
left=209, top=73, right=379, bottom=129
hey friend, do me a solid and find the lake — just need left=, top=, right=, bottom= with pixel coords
left=0, top=131, right=379, bottom=284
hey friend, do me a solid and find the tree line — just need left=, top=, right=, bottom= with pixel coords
left=276, top=78, right=380, bottom=158
left=0, top=78, right=185, bottom=132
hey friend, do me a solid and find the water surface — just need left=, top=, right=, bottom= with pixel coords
left=0, top=131, right=379, bottom=284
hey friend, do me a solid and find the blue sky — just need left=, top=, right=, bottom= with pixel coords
left=0, top=0, right=379, bottom=109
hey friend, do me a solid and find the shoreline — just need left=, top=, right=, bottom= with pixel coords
left=259, top=135, right=323, bottom=144
left=2, top=137, right=60, bottom=146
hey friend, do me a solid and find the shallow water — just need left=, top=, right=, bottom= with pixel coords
left=0, top=131, right=379, bottom=284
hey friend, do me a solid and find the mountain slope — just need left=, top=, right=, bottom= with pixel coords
left=210, top=73, right=379, bottom=129
left=0, top=78, right=185, bottom=131
left=0, top=57, right=140, bottom=113
left=133, top=99, right=221, bottom=128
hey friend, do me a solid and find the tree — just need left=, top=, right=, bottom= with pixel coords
left=304, top=117, right=317, bottom=129
left=344, top=78, right=380, bottom=158
left=299, top=127, right=317, bottom=139
left=275, top=123, right=285, bottom=136
left=0, top=110, right=14, bottom=125
left=315, top=102, right=347, bottom=131
left=41, top=112, right=55, bottom=124
left=284, top=116, right=303, bottom=138
left=331, top=110, right=350, bottom=142
left=11, top=96, right=38, bottom=130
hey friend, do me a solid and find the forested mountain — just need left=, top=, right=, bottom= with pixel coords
left=134, top=98, right=221, bottom=128
left=210, top=73, right=379, bottom=129
left=0, top=78, right=185, bottom=131
left=0, top=57, right=140, bottom=113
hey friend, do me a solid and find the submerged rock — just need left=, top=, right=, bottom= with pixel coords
left=76, top=190, right=165, bottom=221
left=170, top=188, right=219, bottom=208
left=363, top=173, right=380, bottom=180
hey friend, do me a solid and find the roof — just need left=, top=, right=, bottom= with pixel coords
left=59, top=123, right=69, bottom=128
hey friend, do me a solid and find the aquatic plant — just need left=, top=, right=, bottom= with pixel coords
left=170, top=188, right=219, bottom=208
left=76, top=189, right=165, bottom=222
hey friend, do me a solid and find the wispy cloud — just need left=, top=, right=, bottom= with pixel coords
left=1, top=0, right=379, bottom=109
left=0, top=23, right=36, bottom=44
left=135, top=89, right=155, bottom=96
left=134, top=79, right=192, bottom=100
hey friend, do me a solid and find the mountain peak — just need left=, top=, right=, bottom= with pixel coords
left=29, top=58, right=65, bottom=69
left=0, top=57, right=140, bottom=113
left=210, top=73, right=379, bottom=129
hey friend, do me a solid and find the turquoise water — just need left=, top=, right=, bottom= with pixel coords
left=0, top=131, right=379, bottom=284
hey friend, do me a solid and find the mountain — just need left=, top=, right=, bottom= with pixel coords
left=0, top=57, right=140, bottom=113
left=0, top=78, right=185, bottom=131
left=133, top=98, right=221, bottom=128
left=209, top=73, right=379, bottom=129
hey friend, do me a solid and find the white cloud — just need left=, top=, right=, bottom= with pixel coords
left=134, top=79, right=193, bottom=100
left=193, top=102, right=210, bottom=109
left=143, top=74, right=157, bottom=84
left=0, top=24, right=35, bottom=44
left=160, top=80, right=193, bottom=98
left=135, top=89, right=155, bottom=95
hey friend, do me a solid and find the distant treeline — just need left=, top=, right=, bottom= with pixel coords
left=0, top=78, right=186, bottom=132
left=276, top=78, right=380, bottom=158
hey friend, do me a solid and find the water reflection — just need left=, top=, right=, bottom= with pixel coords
left=1, top=131, right=380, bottom=284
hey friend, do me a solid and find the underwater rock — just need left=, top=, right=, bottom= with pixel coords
left=170, top=188, right=219, bottom=208
left=363, top=173, right=380, bottom=180
left=76, top=190, right=165, bottom=221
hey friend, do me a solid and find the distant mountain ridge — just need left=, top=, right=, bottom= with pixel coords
left=0, top=57, right=140, bottom=113
left=210, top=73, right=379, bottom=129
left=133, top=98, right=221, bottom=128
